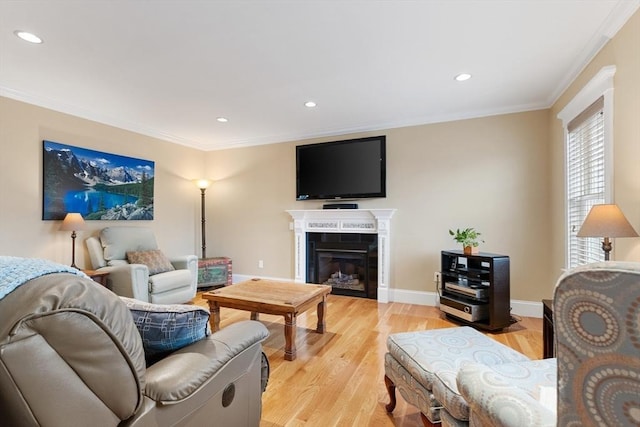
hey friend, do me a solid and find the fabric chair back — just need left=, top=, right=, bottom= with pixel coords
left=554, top=261, right=640, bottom=426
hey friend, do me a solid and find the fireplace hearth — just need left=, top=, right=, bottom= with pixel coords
left=307, top=233, right=378, bottom=299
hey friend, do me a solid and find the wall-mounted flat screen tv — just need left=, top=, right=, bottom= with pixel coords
left=296, top=135, right=386, bottom=201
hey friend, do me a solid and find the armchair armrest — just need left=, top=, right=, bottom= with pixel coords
left=457, top=360, right=557, bottom=427
left=144, top=320, right=269, bottom=402
left=98, top=264, right=151, bottom=302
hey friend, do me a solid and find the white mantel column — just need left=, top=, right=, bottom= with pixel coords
left=286, top=209, right=396, bottom=303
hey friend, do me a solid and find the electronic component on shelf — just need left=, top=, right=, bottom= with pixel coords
left=444, top=281, right=488, bottom=299
left=440, top=295, right=489, bottom=322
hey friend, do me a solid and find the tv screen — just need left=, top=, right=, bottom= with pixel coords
left=296, top=136, right=386, bottom=201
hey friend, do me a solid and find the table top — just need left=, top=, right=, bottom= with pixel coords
left=202, top=278, right=331, bottom=311
left=82, top=269, right=109, bottom=277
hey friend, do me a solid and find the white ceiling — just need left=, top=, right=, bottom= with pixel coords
left=1, top=1, right=638, bottom=151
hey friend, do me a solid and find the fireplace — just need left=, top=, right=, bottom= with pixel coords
left=286, top=209, right=396, bottom=302
left=307, top=233, right=378, bottom=299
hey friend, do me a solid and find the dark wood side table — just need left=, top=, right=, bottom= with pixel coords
left=82, top=269, right=110, bottom=287
left=542, top=299, right=554, bottom=358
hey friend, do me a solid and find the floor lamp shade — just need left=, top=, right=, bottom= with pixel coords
left=577, top=204, right=638, bottom=260
left=60, top=213, right=86, bottom=268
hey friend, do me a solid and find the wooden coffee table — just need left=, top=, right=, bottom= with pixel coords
left=202, top=279, right=332, bottom=361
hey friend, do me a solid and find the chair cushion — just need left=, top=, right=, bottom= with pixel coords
left=457, top=358, right=557, bottom=426
left=120, top=297, right=209, bottom=358
left=148, top=269, right=192, bottom=293
left=127, top=249, right=175, bottom=275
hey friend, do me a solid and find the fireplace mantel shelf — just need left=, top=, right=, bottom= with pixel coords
left=286, top=209, right=396, bottom=303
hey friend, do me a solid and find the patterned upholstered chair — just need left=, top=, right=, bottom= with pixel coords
left=457, top=261, right=640, bottom=426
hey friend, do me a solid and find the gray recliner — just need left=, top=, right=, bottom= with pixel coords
left=0, top=271, right=269, bottom=426
left=86, top=226, right=198, bottom=304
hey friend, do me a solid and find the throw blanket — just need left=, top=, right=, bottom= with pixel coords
left=0, top=256, right=89, bottom=300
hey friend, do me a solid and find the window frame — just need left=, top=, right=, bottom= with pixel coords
left=557, top=65, right=616, bottom=269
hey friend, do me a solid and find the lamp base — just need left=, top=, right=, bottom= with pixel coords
left=602, top=237, right=612, bottom=261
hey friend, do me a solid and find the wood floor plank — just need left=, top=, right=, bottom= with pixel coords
left=192, top=291, right=543, bottom=427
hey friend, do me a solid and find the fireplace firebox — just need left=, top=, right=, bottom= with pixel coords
left=306, top=232, right=378, bottom=299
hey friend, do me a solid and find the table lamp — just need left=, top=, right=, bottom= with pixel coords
left=60, top=213, right=86, bottom=268
left=577, top=204, right=638, bottom=260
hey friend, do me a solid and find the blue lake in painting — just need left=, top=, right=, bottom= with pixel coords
left=64, top=189, right=138, bottom=216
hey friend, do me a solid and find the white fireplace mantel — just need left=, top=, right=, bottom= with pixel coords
left=286, top=209, right=396, bottom=303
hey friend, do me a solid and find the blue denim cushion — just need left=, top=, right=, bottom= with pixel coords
left=120, top=297, right=209, bottom=357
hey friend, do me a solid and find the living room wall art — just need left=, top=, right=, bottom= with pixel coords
left=42, top=140, right=155, bottom=220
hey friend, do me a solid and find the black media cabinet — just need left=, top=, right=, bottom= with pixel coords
left=439, top=250, right=511, bottom=331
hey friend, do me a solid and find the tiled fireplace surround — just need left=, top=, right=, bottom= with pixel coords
left=287, top=209, right=396, bottom=303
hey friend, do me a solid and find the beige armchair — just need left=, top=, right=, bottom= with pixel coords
left=0, top=269, right=269, bottom=426
left=86, top=226, right=198, bottom=304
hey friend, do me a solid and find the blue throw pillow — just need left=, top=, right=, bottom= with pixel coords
left=120, top=297, right=210, bottom=358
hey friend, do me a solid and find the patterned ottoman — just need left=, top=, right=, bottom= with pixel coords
left=384, top=326, right=530, bottom=426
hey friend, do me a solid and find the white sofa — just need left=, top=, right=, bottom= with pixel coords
left=86, top=226, right=198, bottom=304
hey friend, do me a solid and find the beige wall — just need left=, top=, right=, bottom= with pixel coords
left=206, top=110, right=553, bottom=303
left=0, top=97, right=206, bottom=267
left=3, top=9, right=636, bottom=308
left=549, top=9, right=640, bottom=282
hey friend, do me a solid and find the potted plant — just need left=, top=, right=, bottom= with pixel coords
left=449, top=228, right=484, bottom=255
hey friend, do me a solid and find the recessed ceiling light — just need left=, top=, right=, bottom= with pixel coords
left=14, top=30, right=42, bottom=44
left=216, top=117, right=228, bottom=123
left=454, top=73, right=472, bottom=82
left=304, top=101, right=317, bottom=108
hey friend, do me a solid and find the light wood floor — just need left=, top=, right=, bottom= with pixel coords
left=193, top=292, right=543, bottom=427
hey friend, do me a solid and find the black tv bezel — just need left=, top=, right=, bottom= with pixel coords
left=295, top=135, right=386, bottom=201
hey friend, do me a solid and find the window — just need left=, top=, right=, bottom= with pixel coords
left=566, top=97, right=605, bottom=267
left=558, top=66, right=615, bottom=269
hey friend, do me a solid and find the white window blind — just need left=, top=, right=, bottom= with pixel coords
left=566, top=96, right=605, bottom=268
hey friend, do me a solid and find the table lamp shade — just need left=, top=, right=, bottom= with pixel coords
left=577, top=204, right=638, bottom=238
left=59, top=213, right=86, bottom=231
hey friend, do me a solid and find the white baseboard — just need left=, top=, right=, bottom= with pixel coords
left=231, top=274, right=543, bottom=318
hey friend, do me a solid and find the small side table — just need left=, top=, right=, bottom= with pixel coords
left=197, top=257, right=232, bottom=288
left=83, top=269, right=110, bottom=287
left=542, top=299, right=554, bottom=359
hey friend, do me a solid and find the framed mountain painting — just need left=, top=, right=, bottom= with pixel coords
left=42, top=140, right=155, bottom=220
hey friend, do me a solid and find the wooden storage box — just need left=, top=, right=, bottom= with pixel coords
left=197, top=257, right=232, bottom=288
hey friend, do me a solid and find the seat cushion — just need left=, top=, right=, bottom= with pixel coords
left=457, top=358, right=557, bottom=426
left=148, top=269, right=192, bottom=293
left=127, top=249, right=175, bottom=275
left=120, top=297, right=209, bottom=358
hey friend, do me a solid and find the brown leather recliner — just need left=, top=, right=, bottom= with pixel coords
left=0, top=272, right=269, bottom=426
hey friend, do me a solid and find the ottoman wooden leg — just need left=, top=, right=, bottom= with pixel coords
left=384, top=375, right=397, bottom=412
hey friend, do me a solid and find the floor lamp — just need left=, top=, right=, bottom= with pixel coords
left=59, top=213, right=86, bottom=269
left=195, top=179, right=212, bottom=259
left=577, top=204, right=638, bottom=260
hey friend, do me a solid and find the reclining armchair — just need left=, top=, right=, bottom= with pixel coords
left=86, top=226, right=198, bottom=304
left=0, top=267, right=269, bottom=426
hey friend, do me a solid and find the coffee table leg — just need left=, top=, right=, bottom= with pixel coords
left=284, top=313, right=296, bottom=361
left=207, top=300, right=221, bottom=332
left=316, top=295, right=327, bottom=333
left=251, top=312, right=259, bottom=321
